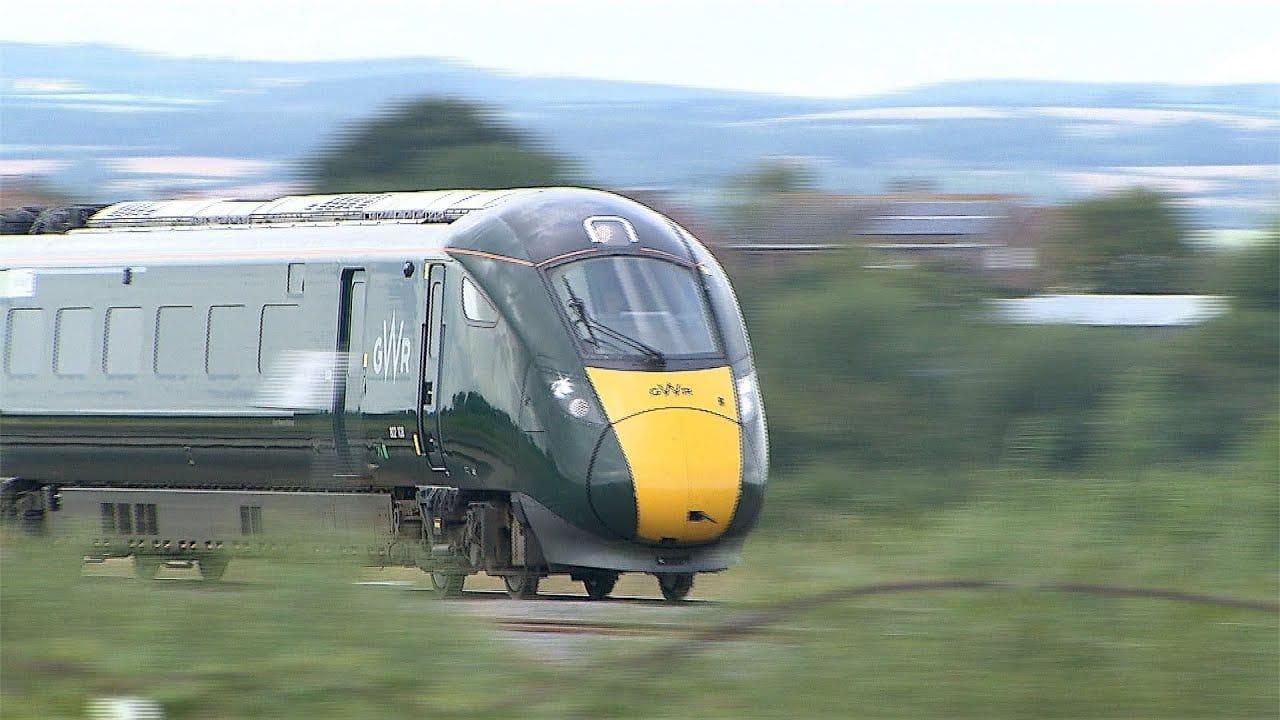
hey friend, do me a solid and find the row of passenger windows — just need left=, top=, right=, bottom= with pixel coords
left=4, top=304, right=300, bottom=378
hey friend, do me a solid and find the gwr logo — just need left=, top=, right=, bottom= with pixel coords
left=649, top=383, right=693, bottom=397
left=372, top=312, right=413, bottom=381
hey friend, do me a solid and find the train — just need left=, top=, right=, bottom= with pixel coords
left=0, top=188, right=768, bottom=600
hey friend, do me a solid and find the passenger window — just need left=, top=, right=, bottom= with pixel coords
left=104, top=307, right=144, bottom=376
left=155, top=306, right=199, bottom=376
left=54, top=307, right=93, bottom=375
left=5, top=308, right=44, bottom=376
left=258, top=304, right=301, bottom=373
left=287, top=263, right=306, bottom=295
left=206, top=305, right=250, bottom=376
left=461, top=277, right=498, bottom=326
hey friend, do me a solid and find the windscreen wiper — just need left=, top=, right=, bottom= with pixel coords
left=561, top=278, right=600, bottom=347
left=585, top=317, right=667, bottom=366
left=562, top=278, right=666, bottom=366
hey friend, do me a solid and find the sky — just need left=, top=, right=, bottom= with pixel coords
left=4, top=0, right=1279, bottom=97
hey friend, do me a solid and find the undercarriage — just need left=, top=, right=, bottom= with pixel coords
left=2, top=480, right=699, bottom=601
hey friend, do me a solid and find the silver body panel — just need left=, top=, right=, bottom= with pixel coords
left=54, top=487, right=392, bottom=547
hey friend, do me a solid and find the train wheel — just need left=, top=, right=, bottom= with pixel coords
left=134, top=556, right=163, bottom=580
left=198, top=556, right=230, bottom=581
left=657, top=572, right=694, bottom=602
left=503, top=575, right=540, bottom=599
left=582, top=572, right=619, bottom=600
left=431, top=573, right=465, bottom=597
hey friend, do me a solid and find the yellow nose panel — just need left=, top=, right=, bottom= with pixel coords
left=584, top=366, right=738, bottom=422
left=587, top=367, right=741, bottom=543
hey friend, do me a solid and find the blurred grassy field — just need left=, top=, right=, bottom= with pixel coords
left=3, top=449, right=1275, bottom=719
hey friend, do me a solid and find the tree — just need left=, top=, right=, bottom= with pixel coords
left=720, top=158, right=820, bottom=238
left=1218, top=220, right=1279, bottom=310
left=304, top=98, right=577, bottom=192
left=1049, top=189, right=1194, bottom=293
left=725, top=157, right=818, bottom=196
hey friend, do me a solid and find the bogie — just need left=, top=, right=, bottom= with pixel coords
left=502, top=574, right=541, bottom=599
left=657, top=573, right=695, bottom=602
left=581, top=572, right=620, bottom=600
left=430, top=573, right=465, bottom=596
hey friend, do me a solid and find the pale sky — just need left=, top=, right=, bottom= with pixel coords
left=5, top=0, right=1279, bottom=97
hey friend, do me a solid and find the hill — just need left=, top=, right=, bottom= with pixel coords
left=2, top=42, right=1277, bottom=226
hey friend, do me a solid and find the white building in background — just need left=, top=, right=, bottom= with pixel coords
left=991, top=294, right=1229, bottom=327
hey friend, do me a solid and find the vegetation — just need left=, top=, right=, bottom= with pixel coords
left=731, top=243, right=1277, bottom=495
left=1212, top=220, right=1280, bottom=310
left=1046, top=189, right=1196, bottom=293
left=720, top=157, right=821, bottom=237
left=304, top=98, right=578, bottom=193
left=3, top=442, right=1274, bottom=718
left=725, top=157, right=819, bottom=196
left=0, top=543, right=539, bottom=718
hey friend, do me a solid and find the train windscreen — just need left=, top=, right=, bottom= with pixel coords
left=549, top=257, right=721, bottom=360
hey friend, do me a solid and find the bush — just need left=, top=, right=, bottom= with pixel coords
left=1047, top=189, right=1196, bottom=293
left=731, top=245, right=1277, bottom=514
left=1215, top=225, right=1279, bottom=311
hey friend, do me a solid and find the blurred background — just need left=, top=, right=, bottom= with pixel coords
left=1, top=1, right=1277, bottom=718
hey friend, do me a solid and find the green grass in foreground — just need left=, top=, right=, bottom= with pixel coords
left=670, top=463, right=1279, bottom=719
left=2, top=460, right=1276, bottom=718
left=0, top=546, right=543, bottom=719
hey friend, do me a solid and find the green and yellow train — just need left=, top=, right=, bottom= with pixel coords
left=0, top=188, right=767, bottom=600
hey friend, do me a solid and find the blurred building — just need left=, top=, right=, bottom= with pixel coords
left=724, top=191, right=1054, bottom=290
left=991, top=294, right=1229, bottom=326
left=0, top=175, right=68, bottom=209
left=615, top=187, right=730, bottom=248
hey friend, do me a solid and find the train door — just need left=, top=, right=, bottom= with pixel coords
left=417, top=263, right=448, bottom=472
left=335, top=269, right=368, bottom=473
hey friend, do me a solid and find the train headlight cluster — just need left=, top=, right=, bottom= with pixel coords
left=548, top=374, right=600, bottom=422
left=734, top=371, right=761, bottom=422
left=550, top=376, right=575, bottom=399
left=567, top=398, right=592, bottom=418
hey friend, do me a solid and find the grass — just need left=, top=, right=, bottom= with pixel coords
left=0, top=545, right=543, bottom=719
left=686, top=458, right=1279, bottom=719
left=1, top=455, right=1276, bottom=718
left=589, top=592, right=1277, bottom=719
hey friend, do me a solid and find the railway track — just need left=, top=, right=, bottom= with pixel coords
left=439, top=588, right=717, bottom=605
left=493, top=618, right=703, bottom=637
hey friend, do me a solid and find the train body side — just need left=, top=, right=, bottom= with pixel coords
left=0, top=223, right=445, bottom=491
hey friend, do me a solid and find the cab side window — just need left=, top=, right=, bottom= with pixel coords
left=461, top=277, right=498, bottom=327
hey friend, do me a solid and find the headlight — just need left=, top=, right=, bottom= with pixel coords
left=567, top=397, right=592, bottom=418
left=544, top=372, right=604, bottom=423
left=734, top=371, right=761, bottom=422
left=550, top=376, right=574, bottom=399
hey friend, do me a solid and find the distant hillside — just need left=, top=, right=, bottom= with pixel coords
left=2, top=42, right=1276, bottom=226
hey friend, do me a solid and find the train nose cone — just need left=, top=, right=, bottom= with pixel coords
left=585, top=367, right=743, bottom=544
left=615, top=408, right=741, bottom=543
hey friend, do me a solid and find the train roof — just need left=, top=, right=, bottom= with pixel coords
left=0, top=188, right=704, bottom=270
left=86, top=189, right=539, bottom=229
